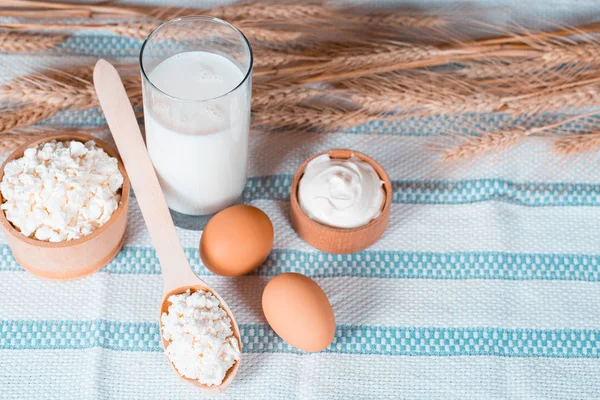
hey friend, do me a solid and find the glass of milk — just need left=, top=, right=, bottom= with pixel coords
left=140, top=16, right=252, bottom=229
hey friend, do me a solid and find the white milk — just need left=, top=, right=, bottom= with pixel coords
left=143, top=51, right=250, bottom=215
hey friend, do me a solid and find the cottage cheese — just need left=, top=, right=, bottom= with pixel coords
left=0, top=140, right=124, bottom=242
left=161, top=289, right=241, bottom=387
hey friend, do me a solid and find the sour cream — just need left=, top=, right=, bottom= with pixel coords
left=298, top=154, right=385, bottom=229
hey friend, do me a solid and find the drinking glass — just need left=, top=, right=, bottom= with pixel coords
left=140, top=16, right=253, bottom=229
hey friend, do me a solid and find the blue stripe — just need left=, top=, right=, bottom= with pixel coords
left=59, top=34, right=141, bottom=58
left=1, top=320, right=599, bottom=358
left=244, top=175, right=600, bottom=206
left=1, top=245, right=599, bottom=281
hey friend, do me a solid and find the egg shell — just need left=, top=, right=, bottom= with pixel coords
left=262, top=273, right=335, bottom=352
left=200, top=205, right=273, bottom=276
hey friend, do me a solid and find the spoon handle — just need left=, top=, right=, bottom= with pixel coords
left=93, top=59, right=199, bottom=290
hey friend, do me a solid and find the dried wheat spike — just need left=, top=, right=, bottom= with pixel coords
left=270, top=44, right=444, bottom=79
left=0, top=32, right=67, bottom=53
left=252, top=86, right=325, bottom=108
left=458, top=60, right=542, bottom=80
left=541, top=42, right=600, bottom=65
left=0, top=67, right=141, bottom=131
left=324, top=44, right=442, bottom=71
left=109, top=20, right=158, bottom=39
left=506, top=83, right=600, bottom=113
left=348, top=92, right=416, bottom=114
left=554, top=132, right=600, bottom=154
left=252, top=106, right=377, bottom=130
left=442, top=128, right=528, bottom=161
left=0, top=133, right=41, bottom=154
left=109, top=19, right=302, bottom=43
left=459, top=42, right=600, bottom=80
left=253, top=50, right=326, bottom=69
left=340, top=13, right=446, bottom=29
left=0, top=79, right=97, bottom=110
left=341, top=73, right=504, bottom=115
left=210, top=3, right=325, bottom=22
left=0, top=70, right=141, bottom=111
left=0, top=127, right=104, bottom=154
left=0, top=104, right=60, bottom=134
left=238, top=27, right=303, bottom=43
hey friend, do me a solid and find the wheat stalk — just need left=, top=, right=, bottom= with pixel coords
left=107, top=20, right=157, bottom=39
left=0, top=126, right=108, bottom=153
left=0, top=0, right=146, bottom=18
left=339, top=13, right=446, bottom=29
left=0, top=104, right=60, bottom=134
left=0, top=32, right=67, bottom=52
left=0, top=66, right=142, bottom=132
left=473, top=22, right=600, bottom=46
left=0, top=132, right=41, bottom=153
left=3, top=0, right=449, bottom=30
left=257, top=44, right=456, bottom=79
left=272, top=44, right=531, bottom=82
left=210, top=2, right=325, bottom=22
left=554, top=132, right=600, bottom=154
left=239, top=26, right=304, bottom=43
left=0, top=68, right=141, bottom=110
left=107, top=19, right=304, bottom=43
left=443, top=111, right=600, bottom=160
left=254, top=69, right=506, bottom=117
left=0, top=2, right=599, bottom=159
left=504, top=82, right=600, bottom=113
left=252, top=86, right=327, bottom=108
left=252, top=106, right=382, bottom=130
left=0, top=9, right=92, bottom=18
left=338, top=71, right=506, bottom=114
left=253, top=49, right=327, bottom=69
left=458, top=59, right=545, bottom=80
left=0, top=80, right=96, bottom=109
left=458, top=42, right=600, bottom=80
left=540, top=42, right=600, bottom=65
left=442, top=128, right=527, bottom=161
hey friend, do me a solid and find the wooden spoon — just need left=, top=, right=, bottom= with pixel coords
left=93, top=59, right=241, bottom=393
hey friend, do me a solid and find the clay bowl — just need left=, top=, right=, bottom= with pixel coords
left=290, top=149, right=392, bottom=254
left=0, top=133, right=130, bottom=280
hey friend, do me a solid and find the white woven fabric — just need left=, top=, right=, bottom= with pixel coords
left=1, top=2, right=600, bottom=399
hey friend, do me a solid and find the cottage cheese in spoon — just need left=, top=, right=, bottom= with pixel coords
left=161, top=289, right=241, bottom=387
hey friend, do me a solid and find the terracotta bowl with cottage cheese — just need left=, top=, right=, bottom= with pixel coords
left=0, top=133, right=130, bottom=280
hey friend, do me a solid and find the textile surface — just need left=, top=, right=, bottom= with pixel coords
left=1, top=2, right=600, bottom=399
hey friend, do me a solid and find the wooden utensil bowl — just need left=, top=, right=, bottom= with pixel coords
left=0, top=133, right=130, bottom=280
left=290, top=149, right=392, bottom=254
left=159, top=285, right=242, bottom=394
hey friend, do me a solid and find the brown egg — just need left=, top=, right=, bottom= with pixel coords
left=200, top=205, right=273, bottom=276
left=262, top=273, right=335, bottom=352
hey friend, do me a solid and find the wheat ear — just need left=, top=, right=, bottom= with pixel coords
left=0, top=70, right=141, bottom=110
left=252, top=106, right=382, bottom=130
left=253, top=50, right=327, bottom=69
left=0, top=104, right=60, bottom=134
left=442, top=128, right=528, bottom=161
left=504, top=81, right=600, bottom=113
left=443, top=111, right=600, bottom=161
left=0, top=133, right=42, bottom=153
left=339, top=13, right=446, bottom=29
left=0, top=32, right=67, bottom=52
left=554, top=132, right=600, bottom=154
